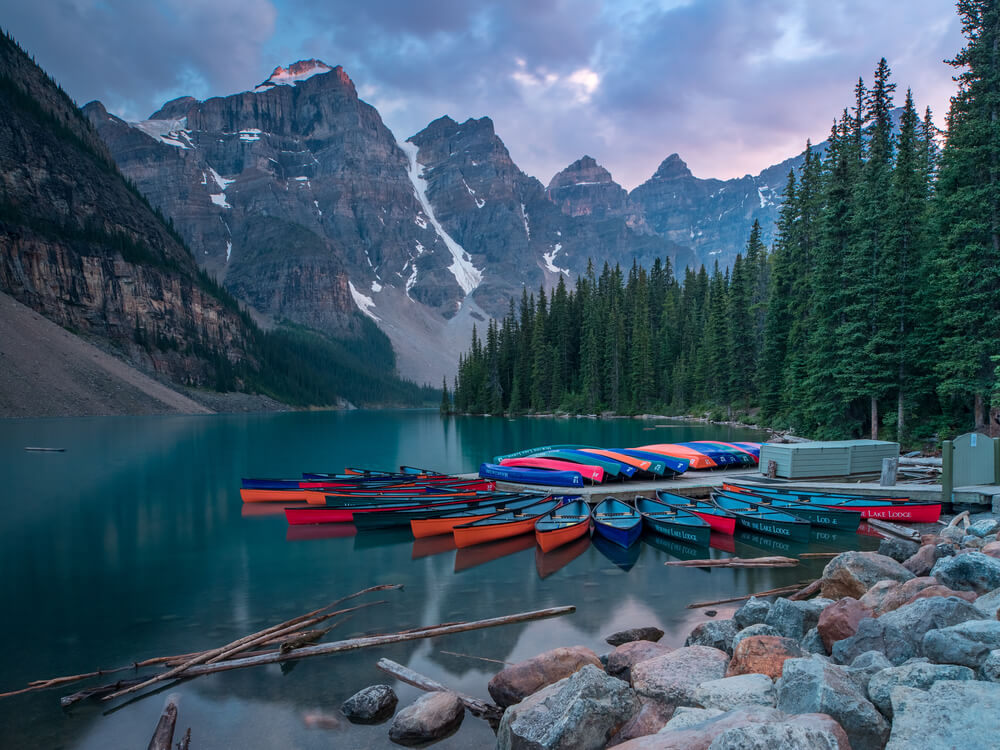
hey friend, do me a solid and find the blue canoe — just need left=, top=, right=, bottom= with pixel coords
left=592, top=498, right=643, bottom=548
left=710, top=492, right=811, bottom=542
left=478, top=463, right=585, bottom=488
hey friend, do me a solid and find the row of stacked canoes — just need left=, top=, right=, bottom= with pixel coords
left=245, top=467, right=942, bottom=556
left=479, top=441, right=763, bottom=487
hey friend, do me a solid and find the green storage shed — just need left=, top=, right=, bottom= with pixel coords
left=758, top=440, right=899, bottom=479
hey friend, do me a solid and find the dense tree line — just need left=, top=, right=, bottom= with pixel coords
left=449, top=2, right=1000, bottom=443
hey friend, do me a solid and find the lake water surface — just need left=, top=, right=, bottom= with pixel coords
left=0, top=411, right=877, bottom=748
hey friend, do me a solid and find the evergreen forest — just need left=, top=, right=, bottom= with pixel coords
left=448, top=1, right=1000, bottom=445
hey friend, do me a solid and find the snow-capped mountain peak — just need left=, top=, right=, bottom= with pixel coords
left=254, top=59, right=333, bottom=91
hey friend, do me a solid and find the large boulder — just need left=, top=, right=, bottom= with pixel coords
left=862, top=575, right=977, bottom=616
left=831, top=616, right=913, bottom=666
left=843, top=650, right=893, bottom=699
left=488, top=646, right=602, bottom=708
left=887, top=681, right=1000, bottom=749
left=631, top=646, right=728, bottom=709
left=867, top=661, right=975, bottom=717
left=858, top=579, right=901, bottom=615
left=799, top=627, right=827, bottom=655
left=901, top=544, right=937, bottom=576
left=340, top=684, right=397, bottom=724
left=387, top=691, right=464, bottom=747
left=817, top=597, right=873, bottom=652
left=931, top=551, right=1000, bottom=594
left=685, top=619, right=739, bottom=656
left=607, top=698, right=675, bottom=746
left=706, top=721, right=843, bottom=749
left=733, top=596, right=771, bottom=628
left=606, top=626, right=665, bottom=647
left=878, top=537, right=920, bottom=562
left=974, top=586, right=1000, bottom=618
left=731, top=623, right=781, bottom=653
left=764, top=597, right=833, bottom=641
left=612, top=707, right=850, bottom=750
left=726, top=636, right=804, bottom=681
left=922, top=619, right=1000, bottom=668
left=820, top=551, right=914, bottom=600
left=497, top=664, right=639, bottom=750
left=606, top=640, right=672, bottom=682
left=983, top=540, right=1000, bottom=559
left=834, top=596, right=984, bottom=665
left=776, top=655, right=890, bottom=750
left=968, top=518, right=1000, bottom=537
left=691, top=673, right=776, bottom=711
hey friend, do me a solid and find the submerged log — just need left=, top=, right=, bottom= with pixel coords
left=686, top=582, right=816, bottom=609
left=664, top=556, right=798, bottom=568
left=147, top=694, right=179, bottom=750
left=376, top=657, right=503, bottom=723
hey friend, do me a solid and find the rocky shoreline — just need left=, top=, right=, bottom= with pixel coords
left=343, top=513, right=1000, bottom=748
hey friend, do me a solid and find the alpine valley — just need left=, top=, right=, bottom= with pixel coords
left=81, top=58, right=808, bottom=387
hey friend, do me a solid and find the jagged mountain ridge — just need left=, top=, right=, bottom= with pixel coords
left=87, top=61, right=692, bottom=383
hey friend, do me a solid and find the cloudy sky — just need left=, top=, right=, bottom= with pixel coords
left=3, top=0, right=964, bottom=189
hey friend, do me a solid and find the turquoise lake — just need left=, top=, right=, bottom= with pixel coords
left=0, top=411, right=877, bottom=748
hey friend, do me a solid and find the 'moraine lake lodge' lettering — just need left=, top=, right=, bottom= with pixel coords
left=752, top=523, right=791, bottom=537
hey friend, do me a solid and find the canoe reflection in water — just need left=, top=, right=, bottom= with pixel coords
left=535, top=535, right=591, bottom=579
left=411, top=534, right=458, bottom=560
left=285, top=523, right=357, bottom=542
left=592, top=532, right=641, bottom=571
left=454, top=534, right=536, bottom=572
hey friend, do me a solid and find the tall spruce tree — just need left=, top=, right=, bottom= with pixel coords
left=933, top=0, right=1000, bottom=432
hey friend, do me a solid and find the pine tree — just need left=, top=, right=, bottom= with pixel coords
left=933, top=0, right=1000, bottom=432
left=440, top=377, right=451, bottom=415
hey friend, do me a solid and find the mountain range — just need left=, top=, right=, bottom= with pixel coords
left=83, top=59, right=807, bottom=385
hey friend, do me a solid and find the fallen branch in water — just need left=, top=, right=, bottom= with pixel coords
left=867, top=518, right=923, bottom=541
left=665, top=556, right=798, bottom=568
left=376, top=658, right=503, bottom=724
left=439, top=650, right=512, bottom=666
left=83, top=606, right=576, bottom=706
left=788, top=579, right=823, bottom=601
left=686, top=581, right=817, bottom=609
left=147, top=694, right=179, bottom=750
left=798, top=552, right=841, bottom=559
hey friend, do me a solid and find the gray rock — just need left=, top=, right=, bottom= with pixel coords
left=764, top=598, right=833, bottom=641
left=878, top=537, right=920, bottom=563
left=691, top=673, right=776, bottom=711
left=844, top=650, right=893, bottom=699
left=707, top=722, right=842, bottom=750
left=935, top=542, right=958, bottom=558
left=631, top=646, right=729, bottom=709
left=974, top=586, right=1000, bottom=617
left=981, top=649, right=1000, bottom=681
left=661, top=706, right=725, bottom=731
left=685, top=619, right=739, bottom=656
left=734, top=597, right=771, bottom=629
left=887, top=681, right=1000, bottom=749
left=832, top=617, right=915, bottom=666
left=799, top=627, right=826, bottom=655
left=496, top=664, right=639, bottom=750
left=731, top=623, right=781, bottom=653
left=388, top=691, right=464, bottom=747
left=776, top=656, right=890, bottom=750
left=488, top=645, right=602, bottom=708
left=931, top=550, right=1000, bottom=593
left=969, top=518, right=1000, bottom=538
left=341, top=684, right=398, bottom=724
left=963, top=534, right=987, bottom=549
left=940, top=525, right=967, bottom=544
left=922, top=619, right=1000, bottom=668
left=606, top=626, right=665, bottom=647
left=867, top=661, right=974, bottom=718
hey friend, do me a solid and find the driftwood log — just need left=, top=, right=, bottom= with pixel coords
left=376, top=658, right=503, bottom=724
left=147, top=694, right=179, bottom=750
left=664, top=556, right=798, bottom=568
left=686, top=581, right=817, bottom=609
left=866, top=518, right=923, bottom=542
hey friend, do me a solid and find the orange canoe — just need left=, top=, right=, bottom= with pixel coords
left=453, top=498, right=563, bottom=548
left=534, top=499, right=592, bottom=553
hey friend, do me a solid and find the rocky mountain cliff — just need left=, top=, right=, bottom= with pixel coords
left=87, top=63, right=693, bottom=383
left=0, top=31, right=256, bottom=388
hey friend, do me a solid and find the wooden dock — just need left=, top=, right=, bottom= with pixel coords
left=480, top=470, right=1000, bottom=510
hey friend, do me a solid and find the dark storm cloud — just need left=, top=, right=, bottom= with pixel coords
left=1, top=0, right=963, bottom=189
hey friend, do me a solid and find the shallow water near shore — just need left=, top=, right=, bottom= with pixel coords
left=0, top=410, right=878, bottom=748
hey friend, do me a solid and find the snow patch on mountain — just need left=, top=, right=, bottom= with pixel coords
left=349, top=281, right=380, bottom=322
left=254, top=60, right=333, bottom=92
left=399, top=139, right=482, bottom=296
left=132, top=117, right=193, bottom=149
left=543, top=243, right=569, bottom=275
